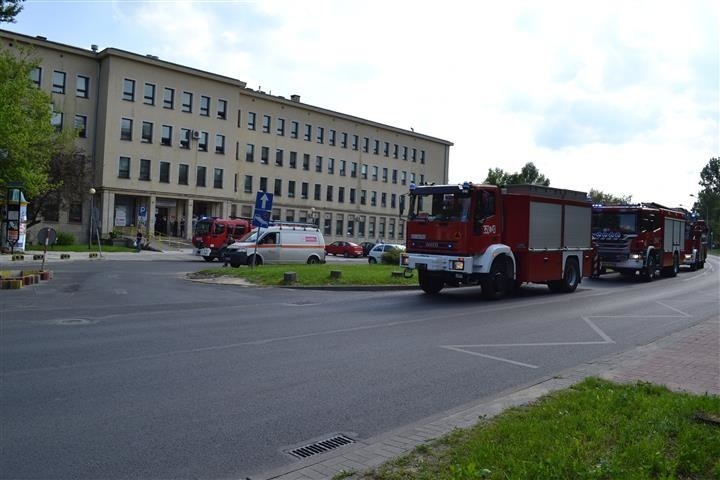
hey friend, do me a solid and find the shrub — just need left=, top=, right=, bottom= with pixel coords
left=55, top=231, right=76, bottom=246
left=381, top=249, right=402, bottom=265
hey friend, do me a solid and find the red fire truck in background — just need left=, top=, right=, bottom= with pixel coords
left=192, top=216, right=252, bottom=262
left=592, top=203, right=685, bottom=280
left=679, top=209, right=708, bottom=271
left=401, top=183, right=594, bottom=298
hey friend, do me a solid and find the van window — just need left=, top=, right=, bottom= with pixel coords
left=260, top=232, right=277, bottom=245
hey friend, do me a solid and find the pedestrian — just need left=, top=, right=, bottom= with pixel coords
left=135, top=229, right=143, bottom=252
left=180, top=217, right=186, bottom=237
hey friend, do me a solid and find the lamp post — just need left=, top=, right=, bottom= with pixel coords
left=89, top=187, right=96, bottom=248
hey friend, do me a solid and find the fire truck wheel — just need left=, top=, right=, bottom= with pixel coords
left=642, top=254, right=656, bottom=282
left=481, top=257, right=511, bottom=300
left=549, top=258, right=580, bottom=293
left=662, top=254, right=679, bottom=278
left=419, top=271, right=443, bottom=295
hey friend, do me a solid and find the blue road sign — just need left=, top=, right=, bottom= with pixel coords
left=252, top=192, right=274, bottom=228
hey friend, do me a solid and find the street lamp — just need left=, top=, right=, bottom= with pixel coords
left=89, top=187, right=96, bottom=248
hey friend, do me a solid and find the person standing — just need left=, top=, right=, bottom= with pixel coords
left=135, top=229, right=143, bottom=252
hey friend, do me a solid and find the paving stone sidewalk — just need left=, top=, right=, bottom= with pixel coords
left=255, top=316, right=720, bottom=480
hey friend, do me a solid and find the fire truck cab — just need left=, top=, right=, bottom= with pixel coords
left=401, top=182, right=593, bottom=298
left=192, top=216, right=251, bottom=262
left=681, top=211, right=708, bottom=271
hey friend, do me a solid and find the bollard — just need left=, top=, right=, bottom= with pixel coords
left=329, top=270, right=342, bottom=280
left=283, top=272, right=297, bottom=284
left=89, top=252, right=98, bottom=258
left=2, top=278, right=23, bottom=289
left=60, top=254, right=70, bottom=259
left=33, top=254, right=44, bottom=260
left=12, top=254, right=25, bottom=261
left=40, top=271, right=51, bottom=281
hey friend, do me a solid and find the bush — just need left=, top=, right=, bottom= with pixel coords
left=381, top=249, right=402, bottom=265
left=55, top=231, right=76, bottom=246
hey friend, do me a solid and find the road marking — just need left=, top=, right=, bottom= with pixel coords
left=441, top=346, right=539, bottom=369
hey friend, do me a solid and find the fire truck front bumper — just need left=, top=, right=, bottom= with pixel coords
left=401, top=253, right=474, bottom=275
left=600, top=253, right=645, bottom=272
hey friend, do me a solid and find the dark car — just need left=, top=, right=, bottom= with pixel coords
left=325, top=241, right=363, bottom=257
left=359, top=242, right=376, bottom=256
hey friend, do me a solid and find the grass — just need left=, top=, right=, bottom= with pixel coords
left=21, top=244, right=137, bottom=253
left=357, top=378, right=720, bottom=479
left=197, top=263, right=418, bottom=287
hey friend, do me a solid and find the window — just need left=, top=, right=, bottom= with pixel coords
left=314, top=184, right=321, bottom=201
left=361, top=164, right=367, bottom=179
left=178, top=164, right=189, bottom=185
left=317, top=127, right=324, bottom=143
left=341, top=132, right=348, bottom=148
left=139, top=159, right=151, bottom=181
left=383, top=142, right=390, bottom=157
left=215, top=134, right=225, bottom=154
left=30, top=67, right=41, bottom=88
left=262, top=115, right=271, bottom=133
left=291, top=121, right=299, bottom=138
left=286, top=209, right=295, bottom=222
left=315, top=155, right=322, bottom=172
left=391, top=193, right=397, bottom=208
left=304, top=124, right=312, bottom=141
left=275, top=149, right=283, bottom=166
left=372, top=166, right=378, bottom=181
left=163, top=87, right=174, bottom=109
left=74, top=115, right=87, bottom=138
left=338, top=187, right=345, bottom=203
left=421, top=150, right=426, bottom=164
left=118, top=156, right=130, bottom=178
left=143, top=83, right=156, bottom=105
left=324, top=217, right=331, bottom=235
left=401, top=171, right=407, bottom=185
left=277, top=118, right=285, bottom=136
left=371, top=191, right=377, bottom=206
left=352, top=135, right=358, bottom=150
left=196, top=166, right=207, bottom=187
left=402, top=146, right=408, bottom=160
left=326, top=185, right=333, bottom=202
left=289, top=151, right=297, bottom=168
left=181, top=91, right=193, bottom=112
left=392, top=169, right=398, bottom=184
left=302, top=153, right=310, bottom=170
left=244, top=175, right=253, bottom=193
left=350, top=188, right=356, bottom=204
left=161, top=125, right=172, bottom=146
left=122, top=78, right=134, bottom=101
left=339, top=160, right=346, bottom=176
left=363, top=137, right=369, bottom=153
left=382, top=167, right=388, bottom=182
left=301, top=182, right=308, bottom=199
left=335, top=214, right=344, bottom=236
left=68, top=203, right=82, bottom=223
left=246, top=143, right=254, bottom=162
left=198, top=132, right=208, bottom=152
left=369, top=216, right=376, bottom=237
left=141, top=121, right=153, bottom=143
left=180, top=128, right=191, bottom=149
left=259, top=177, right=268, bottom=192
left=76, top=75, right=89, bottom=98
left=120, top=118, right=133, bottom=140
left=200, top=95, right=210, bottom=116
left=358, top=216, right=366, bottom=236
left=213, top=168, right=223, bottom=188
left=373, top=140, right=379, bottom=155
left=328, top=157, right=335, bottom=175
left=329, top=129, right=336, bottom=146
left=381, top=192, right=387, bottom=207
left=217, top=99, right=227, bottom=119
left=285, top=180, right=295, bottom=198
left=160, top=161, right=170, bottom=183
left=261, top=146, right=269, bottom=164
left=350, top=162, right=357, bottom=178
left=51, top=70, right=67, bottom=94
left=412, top=148, right=417, bottom=162
left=248, top=112, right=256, bottom=130
left=274, top=178, right=282, bottom=196
left=360, top=189, right=367, bottom=205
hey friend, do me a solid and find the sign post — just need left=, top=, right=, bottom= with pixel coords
left=251, top=191, right=273, bottom=268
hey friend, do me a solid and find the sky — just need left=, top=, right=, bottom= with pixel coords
left=6, top=0, right=719, bottom=209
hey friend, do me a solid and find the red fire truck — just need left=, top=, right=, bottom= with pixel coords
left=192, top=216, right=251, bottom=262
left=680, top=210, right=708, bottom=271
left=592, top=203, right=685, bottom=280
left=401, top=183, right=594, bottom=298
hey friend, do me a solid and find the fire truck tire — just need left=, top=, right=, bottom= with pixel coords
left=642, top=254, right=657, bottom=282
left=202, top=256, right=214, bottom=262
left=549, top=258, right=580, bottom=293
left=418, top=271, right=443, bottom=295
left=662, top=254, right=679, bottom=277
left=481, top=257, right=511, bottom=300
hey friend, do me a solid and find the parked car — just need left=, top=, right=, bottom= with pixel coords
left=367, top=243, right=406, bottom=264
left=325, top=241, right=363, bottom=257
left=359, top=241, right=376, bottom=256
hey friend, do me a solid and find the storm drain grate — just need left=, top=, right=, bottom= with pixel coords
left=287, top=434, right=355, bottom=459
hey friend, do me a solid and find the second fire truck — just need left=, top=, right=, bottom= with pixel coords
left=401, top=183, right=594, bottom=298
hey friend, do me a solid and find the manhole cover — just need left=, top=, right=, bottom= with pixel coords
left=286, top=434, right=355, bottom=459
left=52, top=318, right=96, bottom=326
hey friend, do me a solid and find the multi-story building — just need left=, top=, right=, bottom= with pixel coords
left=1, top=29, right=452, bottom=245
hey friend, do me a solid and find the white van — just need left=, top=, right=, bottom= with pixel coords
left=224, top=223, right=325, bottom=266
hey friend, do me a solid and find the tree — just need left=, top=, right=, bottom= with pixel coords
left=0, top=0, right=24, bottom=23
left=589, top=189, right=632, bottom=205
left=483, top=162, right=550, bottom=186
left=693, top=157, right=720, bottom=244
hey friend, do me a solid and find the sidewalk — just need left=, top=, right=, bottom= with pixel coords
left=256, top=315, right=719, bottom=480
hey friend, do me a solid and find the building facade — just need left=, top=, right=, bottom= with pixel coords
left=2, top=29, right=452, bottom=245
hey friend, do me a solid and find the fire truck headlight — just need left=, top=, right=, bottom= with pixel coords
left=400, top=254, right=409, bottom=266
left=451, top=259, right=465, bottom=270
left=684, top=253, right=693, bottom=260
left=630, top=254, right=642, bottom=260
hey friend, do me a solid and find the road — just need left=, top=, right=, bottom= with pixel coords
left=1, top=255, right=718, bottom=479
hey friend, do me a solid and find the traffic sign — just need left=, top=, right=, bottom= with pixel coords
left=252, top=191, right=273, bottom=228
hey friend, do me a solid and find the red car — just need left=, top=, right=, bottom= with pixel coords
left=325, top=241, right=363, bottom=257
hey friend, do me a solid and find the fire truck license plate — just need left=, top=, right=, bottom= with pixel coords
left=200, top=248, right=211, bottom=256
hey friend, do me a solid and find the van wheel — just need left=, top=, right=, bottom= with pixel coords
left=246, top=255, right=263, bottom=266
left=307, top=256, right=320, bottom=264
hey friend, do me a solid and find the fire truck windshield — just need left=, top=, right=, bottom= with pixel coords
left=194, top=220, right=212, bottom=235
left=592, top=212, right=638, bottom=234
left=409, top=192, right=471, bottom=222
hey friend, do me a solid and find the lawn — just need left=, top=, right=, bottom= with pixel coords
left=351, top=378, right=720, bottom=480
left=197, top=263, right=418, bottom=287
left=22, top=244, right=137, bottom=253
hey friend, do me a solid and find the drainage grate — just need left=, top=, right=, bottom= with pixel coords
left=287, top=434, right=355, bottom=459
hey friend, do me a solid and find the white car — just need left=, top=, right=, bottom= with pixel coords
left=367, top=243, right=406, bottom=264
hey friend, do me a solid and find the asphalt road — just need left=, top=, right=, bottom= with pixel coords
left=1, top=255, right=718, bottom=479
